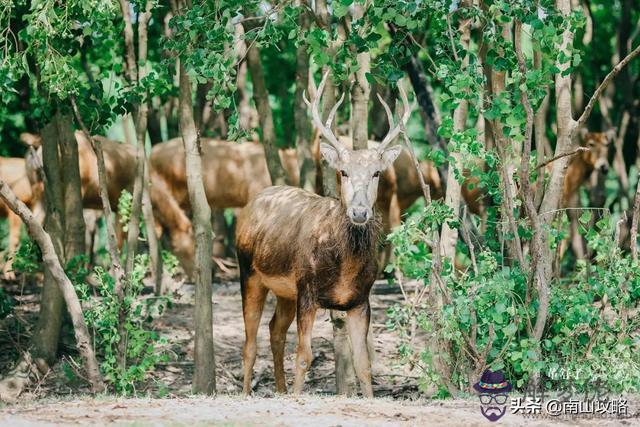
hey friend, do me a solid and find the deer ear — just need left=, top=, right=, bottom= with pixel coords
left=320, top=143, right=340, bottom=169
left=380, top=145, right=402, bottom=169
left=20, top=133, right=42, bottom=148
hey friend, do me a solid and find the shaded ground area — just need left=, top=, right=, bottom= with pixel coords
left=1, top=273, right=639, bottom=425
left=1, top=270, right=421, bottom=400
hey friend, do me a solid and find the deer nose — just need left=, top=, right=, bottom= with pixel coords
left=599, top=163, right=609, bottom=174
left=349, top=207, right=370, bottom=225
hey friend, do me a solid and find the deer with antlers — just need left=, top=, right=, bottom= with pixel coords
left=235, top=72, right=409, bottom=396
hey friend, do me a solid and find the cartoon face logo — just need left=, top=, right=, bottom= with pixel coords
left=474, top=369, right=512, bottom=422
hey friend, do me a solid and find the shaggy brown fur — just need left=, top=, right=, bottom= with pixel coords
left=236, top=186, right=381, bottom=397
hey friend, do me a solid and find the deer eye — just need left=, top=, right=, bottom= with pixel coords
left=340, top=170, right=348, bottom=178
left=373, top=171, right=381, bottom=178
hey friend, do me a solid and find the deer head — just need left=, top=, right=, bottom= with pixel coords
left=578, top=128, right=614, bottom=175
left=304, top=71, right=408, bottom=225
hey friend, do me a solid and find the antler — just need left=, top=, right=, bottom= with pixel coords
left=303, top=70, right=348, bottom=156
left=376, top=81, right=411, bottom=152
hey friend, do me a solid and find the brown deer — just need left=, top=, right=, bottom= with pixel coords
left=22, top=132, right=137, bottom=211
left=0, top=157, right=43, bottom=279
left=21, top=131, right=136, bottom=247
left=149, top=138, right=299, bottom=275
left=458, top=130, right=612, bottom=224
left=235, top=72, right=409, bottom=397
left=562, top=129, right=613, bottom=259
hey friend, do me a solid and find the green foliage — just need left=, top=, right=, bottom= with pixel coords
left=77, top=254, right=170, bottom=395
left=11, top=238, right=42, bottom=275
left=160, top=249, right=179, bottom=276
left=389, top=201, right=640, bottom=394
left=118, top=189, right=133, bottom=233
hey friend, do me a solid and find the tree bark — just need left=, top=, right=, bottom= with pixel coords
left=31, top=115, right=66, bottom=365
left=534, top=0, right=576, bottom=342
left=0, top=179, right=104, bottom=393
left=315, top=0, right=345, bottom=197
left=243, top=31, right=288, bottom=186
left=350, top=3, right=370, bottom=150
left=314, top=0, right=358, bottom=396
left=439, top=6, right=471, bottom=260
left=59, top=116, right=86, bottom=259
left=294, top=2, right=315, bottom=192
left=179, top=61, right=216, bottom=395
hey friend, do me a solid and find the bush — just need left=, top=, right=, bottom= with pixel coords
left=76, top=254, right=170, bottom=395
left=387, top=203, right=640, bottom=395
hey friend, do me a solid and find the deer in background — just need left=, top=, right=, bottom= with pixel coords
left=149, top=138, right=300, bottom=276
left=235, top=72, right=409, bottom=397
left=21, top=131, right=137, bottom=250
left=0, top=157, right=43, bottom=279
left=562, top=129, right=613, bottom=259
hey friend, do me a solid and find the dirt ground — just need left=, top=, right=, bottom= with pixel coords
left=1, top=272, right=639, bottom=426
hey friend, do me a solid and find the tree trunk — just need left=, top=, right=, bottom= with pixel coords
left=59, top=116, right=86, bottom=258
left=350, top=3, right=370, bottom=150
left=179, top=61, right=216, bottom=395
left=294, top=2, right=315, bottom=192
left=315, top=0, right=344, bottom=197
left=440, top=10, right=471, bottom=260
left=31, top=115, right=66, bottom=365
left=0, top=179, right=104, bottom=393
left=535, top=0, right=577, bottom=342
left=243, top=31, right=288, bottom=186
left=314, top=0, right=357, bottom=396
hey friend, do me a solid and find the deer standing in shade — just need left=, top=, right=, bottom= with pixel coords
left=235, top=72, right=410, bottom=396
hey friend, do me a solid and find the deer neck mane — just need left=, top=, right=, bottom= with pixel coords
left=331, top=203, right=381, bottom=257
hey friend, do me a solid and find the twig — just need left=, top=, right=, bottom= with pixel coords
left=535, top=147, right=588, bottom=171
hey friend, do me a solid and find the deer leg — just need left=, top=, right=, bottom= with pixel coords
left=241, top=275, right=268, bottom=394
left=346, top=301, right=373, bottom=398
left=2, top=210, right=22, bottom=280
left=293, top=298, right=317, bottom=395
left=269, top=296, right=296, bottom=393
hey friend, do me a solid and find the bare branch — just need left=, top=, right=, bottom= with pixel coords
left=0, top=179, right=104, bottom=393
left=576, top=43, right=640, bottom=128
left=534, top=147, right=589, bottom=171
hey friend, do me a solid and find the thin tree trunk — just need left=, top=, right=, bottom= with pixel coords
left=440, top=8, right=471, bottom=260
left=59, top=116, right=86, bottom=259
left=70, top=97, right=128, bottom=367
left=535, top=0, right=576, bottom=342
left=294, top=2, right=315, bottom=192
left=31, top=115, right=66, bottom=365
left=314, top=0, right=357, bottom=396
left=0, top=179, right=104, bottom=393
left=243, top=30, right=288, bottom=186
left=350, top=3, right=370, bottom=150
left=315, top=0, right=344, bottom=197
left=179, top=61, right=216, bottom=395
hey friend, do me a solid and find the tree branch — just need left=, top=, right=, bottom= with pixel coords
left=576, top=43, right=640, bottom=128
left=0, top=179, right=104, bottom=393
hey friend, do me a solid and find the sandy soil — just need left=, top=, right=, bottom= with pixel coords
left=2, top=395, right=638, bottom=426
left=1, top=274, right=639, bottom=426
